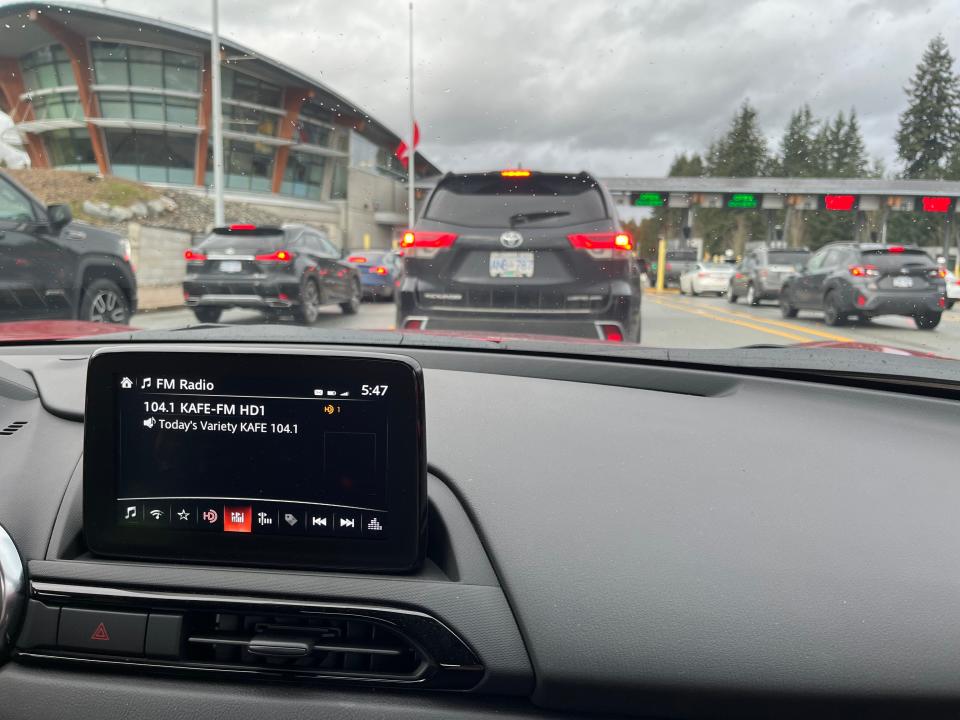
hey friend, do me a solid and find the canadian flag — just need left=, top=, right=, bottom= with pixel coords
left=395, top=122, right=420, bottom=168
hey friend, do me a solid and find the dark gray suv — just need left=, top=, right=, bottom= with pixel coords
left=397, top=171, right=643, bottom=342
left=728, top=246, right=810, bottom=306
left=779, top=243, right=946, bottom=329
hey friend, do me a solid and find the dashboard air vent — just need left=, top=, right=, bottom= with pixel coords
left=185, top=610, right=424, bottom=678
left=0, top=421, right=27, bottom=436
left=16, top=582, right=484, bottom=691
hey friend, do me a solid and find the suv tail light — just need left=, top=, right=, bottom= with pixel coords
left=596, top=322, right=625, bottom=342
left=929, top=267, right=948, bottom=279
left=400, top=231, right=458, bottom=259
left=255, top=250, right=294, bottom=263
left=370, top=266, right=389, bottom=275
left=184, top=249, right=207, bottom=263
left=568, top=232, right=634, bottom=259
left=848, top=264, right=879, bottom=278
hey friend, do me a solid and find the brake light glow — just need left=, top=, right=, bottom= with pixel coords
left=855, top=293, right=867, bottom=307
left=370, top=266, right=389, bottom=275
left=229, top=224, right=257, bottom=231
left=400, top=230, right=458, bottom=258
left=255, top=249, right=293, bottom=262
left=939, top=296, right=947, bottom=308
left=347, top=255, right=368, bottom=263
left=824, top=194, right=856, bottom=211
left=404, top=318, right=426, bottom=330
left=184, top=249, right=206, bottom=262
left=922, top=196, right=951, bottom=213
left=929, top=267, right=948, bottom=279
left=568, top=232, right=634, bottom=255
left=887, top=245, right=905, bottom=253
left=597, top=323, right=624, bottom=342
left=501, top=169, right=531, bottom=177
left=849, top=264, right=879, bottom=277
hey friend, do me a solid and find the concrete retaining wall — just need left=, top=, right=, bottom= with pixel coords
left=128, top=222, right=194, bottom=310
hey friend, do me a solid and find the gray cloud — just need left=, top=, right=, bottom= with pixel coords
left=62, top=0, right=960, bottom=174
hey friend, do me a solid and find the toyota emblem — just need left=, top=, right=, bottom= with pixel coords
left=500, top=231, right=524, bottom=249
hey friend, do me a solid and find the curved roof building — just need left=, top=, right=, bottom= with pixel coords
left=0, top=2, right=437, bottom=247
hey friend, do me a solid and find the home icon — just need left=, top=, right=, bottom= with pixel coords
left=120, top=377, right=133, bottom=389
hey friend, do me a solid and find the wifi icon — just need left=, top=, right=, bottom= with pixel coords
left=147, top=508, right=166, bottom=522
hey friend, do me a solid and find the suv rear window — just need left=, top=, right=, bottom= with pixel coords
left=767, top=251, right=809, bottom=266
left=860, top=249, right=935, bottom=271
left=424, top=174, right=608, bottom=228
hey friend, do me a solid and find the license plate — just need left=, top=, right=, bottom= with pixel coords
left=219, top=260, right=243, bottom=273
left=489, top=252, right=534, bottom=278
left=893, top=276, right=914, bottom=288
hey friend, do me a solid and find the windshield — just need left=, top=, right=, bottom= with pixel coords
left=0, top=1, right=957, bottom=364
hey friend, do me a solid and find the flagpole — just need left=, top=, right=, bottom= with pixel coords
left=211, top=0, right=225, bottom=227
left=407, top=1, right=415, bottom=230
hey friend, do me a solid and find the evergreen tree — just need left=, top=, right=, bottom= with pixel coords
left=895, top=35, right=960, bottom=179
left=775, top=104, right=819, bottom=177
left=705, top=101, right=769, bottom=177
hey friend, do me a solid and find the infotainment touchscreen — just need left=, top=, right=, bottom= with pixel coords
left=83, top=348, right=426, bottom=572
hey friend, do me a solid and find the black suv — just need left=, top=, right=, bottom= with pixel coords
left=0, top=171, right=137, bottom=324
left=183, top=224, right=361, bottom=323
left=397, top=170, right=643, bottom=342
left=780, top=242, right=946, bottom=329
left=728, top=246, right=810, bottom=306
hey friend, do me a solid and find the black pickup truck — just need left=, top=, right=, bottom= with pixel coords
left=0, top=170, right=137, bottom=324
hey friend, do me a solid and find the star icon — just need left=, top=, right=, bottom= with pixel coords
left=177, top=509, right=191, bottom=521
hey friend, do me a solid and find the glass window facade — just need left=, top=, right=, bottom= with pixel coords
left=281, top=152, right=326, bottom=200
left=97, top=91, right=198, bottom=125
left=105, top=129, right=196, bottom=184
left=222, top=69, right=282, bottom=107
left=205, top=140, right=275, bottom=192
left=294, top=121, right=332, bottom=146
left=331, top=157, right=348, bottom=200
left=223, top=103, right=279, bottom=136
left=349, top=131, right=406, bottom=179
left=92, top=42, right=200, bottom=92
left=27, top=92, right=83, bottom=121
left=46, top=129, right=97, bottom=171
left=20, top=46, right=74, bottom=91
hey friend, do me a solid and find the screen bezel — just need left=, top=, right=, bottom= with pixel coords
left=83, top=347, right=426, bottom=573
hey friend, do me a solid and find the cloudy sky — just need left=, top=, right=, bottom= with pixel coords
left=52, top=0, right=960, bottom=176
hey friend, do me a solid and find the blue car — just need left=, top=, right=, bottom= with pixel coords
left=345, top=250, right=402, bottom=301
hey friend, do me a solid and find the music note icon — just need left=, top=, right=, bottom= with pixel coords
left=124, top=506, right=137, bottom=519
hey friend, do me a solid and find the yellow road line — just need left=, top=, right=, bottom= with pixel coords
left=654, top=296, right=856, bottom=342
left=650, top=298, right=812, bottom=343
left=702, top=304, right=854, bottom=342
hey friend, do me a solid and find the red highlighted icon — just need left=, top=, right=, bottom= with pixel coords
left=223, top=505, right=252, bottom=533
left=90, top=622, right=110, bottom=641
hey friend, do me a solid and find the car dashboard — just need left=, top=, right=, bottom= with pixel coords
left=2, top=338, right=960, bottom=719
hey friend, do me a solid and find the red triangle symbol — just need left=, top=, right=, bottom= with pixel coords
left=90, top=622, right=110, bottom=641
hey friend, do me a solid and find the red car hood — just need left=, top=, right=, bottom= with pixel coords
left=793, top=340, right=951, bottom=359
left=0, top=320, right=136, bottom=342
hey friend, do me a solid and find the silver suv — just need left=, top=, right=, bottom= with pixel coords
left=728, top=246, right=810, bottom=306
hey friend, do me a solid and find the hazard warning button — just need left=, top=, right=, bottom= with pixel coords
left=58, top=607, right=147, bottom=655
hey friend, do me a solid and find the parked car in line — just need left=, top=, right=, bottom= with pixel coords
left=943, top=270, right=960, bottom=309
left=663, top=249, right=698, bottom=287
left=779, top=243, right=946, bottom=329
left=345, top=249, right=402, bottom=301
left=679, top=262, right=735, bottom=296
left=397, top=170, right=643, bottom=342
left=728, top=246, right=810, bottom=306
left=0, top=170, right=137, bottom=324
left=182, top=224, right=361, bottom=324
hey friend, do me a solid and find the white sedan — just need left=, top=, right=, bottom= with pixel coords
left=945, top=270, right=960, bottom=309
left=679, top=263, right=736, bottom=296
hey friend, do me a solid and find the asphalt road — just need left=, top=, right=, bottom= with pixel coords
left=643, top=290, right=960, bottom=357
left=133, top=302, right=397, bottom=332
left=133, top=293, right=960, bottom=358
